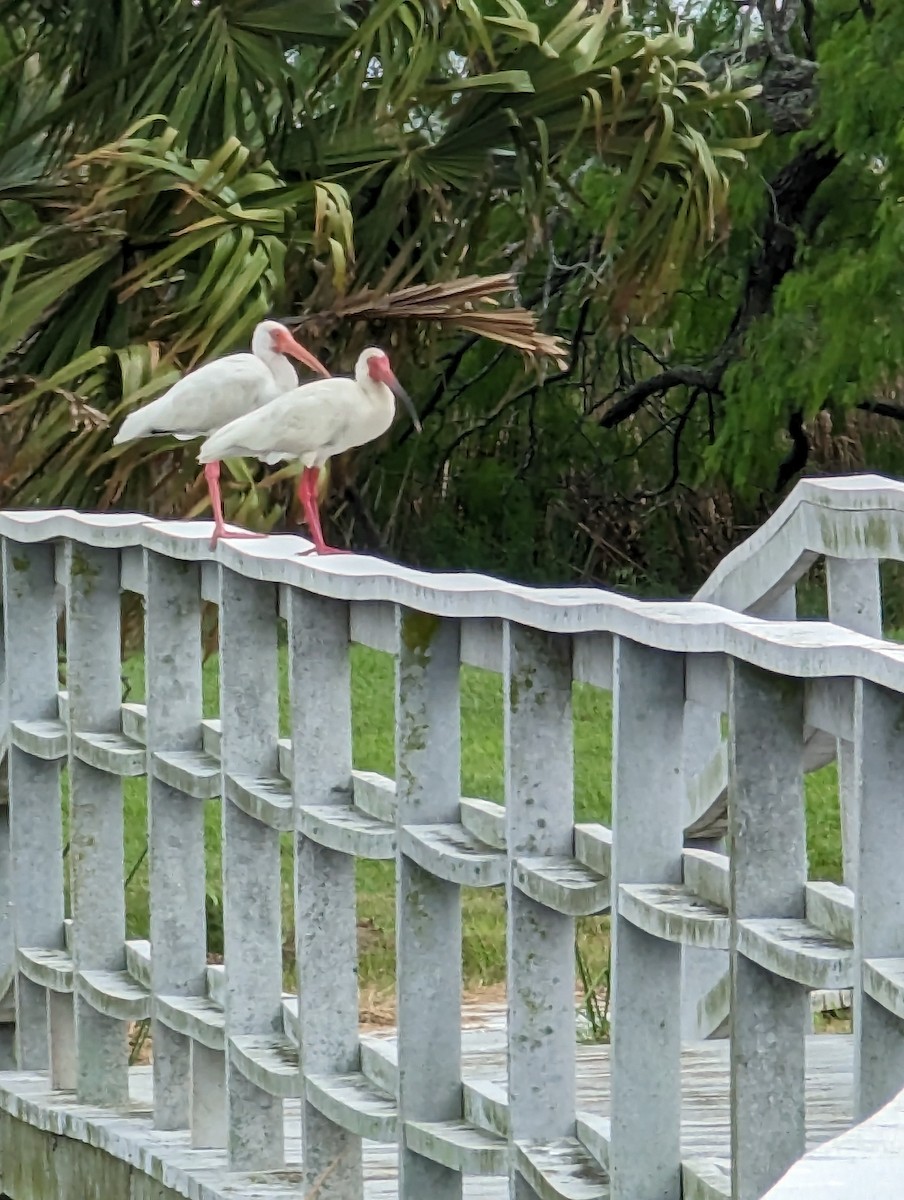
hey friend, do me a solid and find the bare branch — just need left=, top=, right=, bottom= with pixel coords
left=596, top=366, right=717, bottom=428
left=593, top=144, right=841, bottom=430
left=633, top=390, right=701, bottom=501
left=858, top=400, right=904, bottom=422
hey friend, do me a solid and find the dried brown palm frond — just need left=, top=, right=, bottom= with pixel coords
left=293, top=274, right=569, bottom=368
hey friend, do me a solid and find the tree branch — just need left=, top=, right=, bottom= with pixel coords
left=633, top=390, right=701, bottom=500
left=701, top=3, right=818, bottom=136
left=858, top=399, right=904, bottom=422
left=595, top=143, right=842, bottom=430
left=774, top=410, right=809, bottom=491
left=596, top=366, right=718, bottom=428
left=435, top=300, right=591, bottom=477
left=729, top=144, right=842, bottom=343
left=755, top=52, right=818, bottom=136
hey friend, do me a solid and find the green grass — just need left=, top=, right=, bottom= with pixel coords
left=90, top=646, right=842, bottom=1005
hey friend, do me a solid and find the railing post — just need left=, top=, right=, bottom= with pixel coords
left=145, top=552, right=206, bottom=1131
left=681, top=696, right=728, bottom=1040
left=609, top=639, right=684, bottom=1200
left=853, top=679, right=904, bottom=1120
left=827, top=556, right=881, bottom=891
left=65, top=542, right=129, bottom=1105
left=287, top=589, right=362, bottom=1199
left=395, top=610, right=462, bottom=1200
left=504, top=623, right=575, bottom=1197
left=2, top=543, right=65, bottom=1077
left=218, top=568, right=284, bottom=1169
left=728, top=662, right=807, bottom=1200
left=0, top=763, right=12, bottom=1070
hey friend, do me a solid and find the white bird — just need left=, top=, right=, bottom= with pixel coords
left=197, top=347, right=421, bottom=556
left=112, top=320, right=329, bottom=547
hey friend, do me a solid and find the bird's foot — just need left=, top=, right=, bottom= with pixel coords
left=297, top=545, right=353, bottom=558
left=209, top=528, right=267, bottom=550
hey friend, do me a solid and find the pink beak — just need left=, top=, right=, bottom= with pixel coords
left=280, top=332, right=330, bottom=379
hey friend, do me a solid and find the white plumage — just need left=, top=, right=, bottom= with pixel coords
left=113, top=320, right=326, bottom=443
left=112, top=320, right=328, bottom=545
left=198, top=346, right=421, bottom=555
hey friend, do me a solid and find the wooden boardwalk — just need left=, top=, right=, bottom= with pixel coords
left=0, top=1014, right=855, bottom=1200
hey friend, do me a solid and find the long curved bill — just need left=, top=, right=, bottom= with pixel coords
left=283, top=334, right=330, bottom=379
left=387, top=374, right=422, bottom=433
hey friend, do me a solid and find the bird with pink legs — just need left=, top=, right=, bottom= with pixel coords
left=198, top=347, right=421, bottom=556
left=112, top=320, right=329, bottom=548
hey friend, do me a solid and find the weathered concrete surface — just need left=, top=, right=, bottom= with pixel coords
left=0, top=1033, right=856, bottom=1200
left=763, top=1082, right=904, bottom=1199
left=4, top=483, right=904, bottom=1200
left=0, top=1111, right=181, bottom=1200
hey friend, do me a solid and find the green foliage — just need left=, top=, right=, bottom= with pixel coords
left=437, top=0, right=904, bottom=585
left=672, top=0, right=904, bottom=495
left=0, top=0, right=760, bottom=573
left=20, top=0, right=898, bottom=597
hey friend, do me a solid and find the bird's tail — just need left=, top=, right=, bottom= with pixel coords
left=112, top=407, right=155, bottom=445
left=197, top=428, right=227, bottom=463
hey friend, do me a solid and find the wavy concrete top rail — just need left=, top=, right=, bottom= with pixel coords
left=4, top=504, right=904, bottom=693
left=696, top=473, right=904, bottom=615
left=764, top=1082, right=904, bottom=1199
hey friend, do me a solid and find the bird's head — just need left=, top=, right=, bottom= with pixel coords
left=360, top=348, right=422, bottom=433
left=254, top=320, right=330, bottom=378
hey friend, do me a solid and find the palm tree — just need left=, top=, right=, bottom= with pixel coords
left=0, top=0, right=760, bottom=543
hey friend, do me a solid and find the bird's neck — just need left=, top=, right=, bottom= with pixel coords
left=358, top=376, right=394, bottom=416
left=258, top=348, right=297, bottom=393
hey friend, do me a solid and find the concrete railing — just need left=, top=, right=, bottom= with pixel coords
left=680, top=476, right=895, bottom=1041
left=1, top=480, right=904, bottom=1199
left=690, top=476, right=888, bottom=848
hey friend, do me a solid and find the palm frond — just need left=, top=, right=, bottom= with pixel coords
left=0, top=0, right=762, bottom=534
left=294, top=273, right=569, bottom=365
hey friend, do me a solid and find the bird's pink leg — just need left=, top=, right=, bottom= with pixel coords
left=204, top=461, right=265, bottom=549
left=205, top=462, right=228, bottom=548
left=296, top=467, right=350, bottom=557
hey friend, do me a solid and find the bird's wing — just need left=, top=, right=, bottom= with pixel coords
left=198, top=378, right=359, bottom=462
left=113, top=355, right=274, bottom=443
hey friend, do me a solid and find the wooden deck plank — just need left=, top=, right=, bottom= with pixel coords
left=0, top=1029, right=855, bottom=1199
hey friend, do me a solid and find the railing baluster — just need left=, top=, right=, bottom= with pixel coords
left=287, top=589, right=362, bottom=1199
left=680, top=694, right=728, bottom=1040
left=0, top=771, right=12, bottom=1070
left=145, top=551, right=206, bottom=1131
left=853, top=679, right=904, bottom=1120
left=2, top=481, right=904, bottom=1200
left=2, top=543, right=65, bottom=1077
left=395, top=610, right=462, bottom=1200
left=610, top=638, right=684, bottom=1200
left=218, top=568, right=284, bottom=1169
left=65, top=542, right=129, bottom=1104
left=192, top=1043, right=227, bottom=1147
left=0, top=622, right=11, bottom=1074
left=827, top=556, right=881, bottom=892
left=729, top=661, right=807, bottom=1200
left=504, top=623, right=575, bottom=1196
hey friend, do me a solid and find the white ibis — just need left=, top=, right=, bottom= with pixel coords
left=112, top=320, right=329, bottom=546
left=197, top=347, right=420, bottom=556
